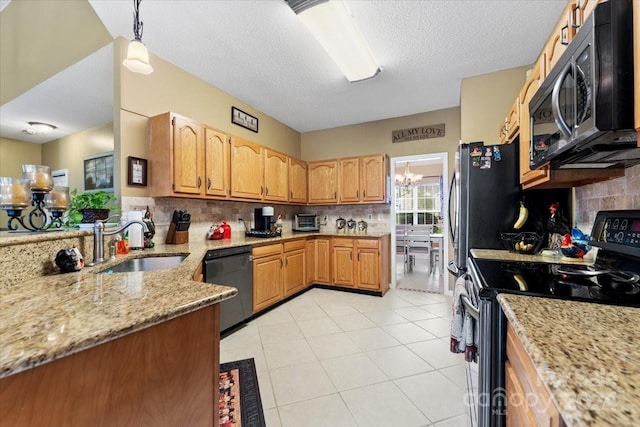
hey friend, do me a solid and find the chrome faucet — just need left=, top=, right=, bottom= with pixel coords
left=90, top=219, right=149, bottom=265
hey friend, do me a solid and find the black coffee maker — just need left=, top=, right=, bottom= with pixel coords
left=254, top=206, right=274, bottom=231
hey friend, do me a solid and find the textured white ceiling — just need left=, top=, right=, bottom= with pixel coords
left=2, top=0, right=567, bottom=144
left=88, top=0, right=565, bottom=133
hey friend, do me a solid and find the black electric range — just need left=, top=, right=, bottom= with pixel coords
left=468, top=210, right=640, bottom=427
left=472, top=210, right=640, bottom=308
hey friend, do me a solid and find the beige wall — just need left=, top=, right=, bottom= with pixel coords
left=460, top=66, right=528, bottom=144
left=0, top=137, right=42, bottom=178
left=301, top=107, right=460, bottom=176
left=0, top=0, right=112, bottom=105
left=41, top=122, right=114, bottom=194
left=114, top=37, right=302, bottom=198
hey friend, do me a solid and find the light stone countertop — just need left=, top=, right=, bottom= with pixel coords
left=498, top=294, right=640, bottom=426
left=0, top=230, right=389, bottom=379
left=471, top=248, right=593, bottom=265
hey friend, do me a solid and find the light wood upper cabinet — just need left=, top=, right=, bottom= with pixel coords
left=572, top=0, right=600, bottom=33
left=289, top=158, right=308, bottom=204
left=264, top=148, right=288, bottom=202
left=337, top=154, right=387, bottom=204
left=544, top=1, right=575, bottom=78
left=361, top=154, right=387, bottom=203
left=519, top=55, right=551, bottom=189
left=499, top=97, right=520, bottom=144
left=149, top=112, right=206, bottom=197
left=172, top=115, right=204, bottom=195
left=204, top=127, right=229, bottom=198
left=230, top=137, right=264, bottom=200
left=339, top=158, right=360, bottom=203
left=308, top=160, right=338, bottom=204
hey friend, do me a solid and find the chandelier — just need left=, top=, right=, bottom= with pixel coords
left=395, top=162, right=423, bottom=187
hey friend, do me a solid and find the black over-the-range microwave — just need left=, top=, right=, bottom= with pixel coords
left=529, top=0, right=639, bottom=170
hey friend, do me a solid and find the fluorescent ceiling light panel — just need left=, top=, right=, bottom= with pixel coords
left=294, top=0, right=380, bottom=82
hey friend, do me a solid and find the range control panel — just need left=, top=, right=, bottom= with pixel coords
left=591, top=211, right=640, bottom=254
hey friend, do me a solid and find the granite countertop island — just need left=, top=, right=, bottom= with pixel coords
left=0, top=230, right=389, bottom=379
left=498, top=294, right=640, bottom=426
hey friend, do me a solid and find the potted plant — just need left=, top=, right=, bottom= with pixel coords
left=68, top=189, right=119, bottom=225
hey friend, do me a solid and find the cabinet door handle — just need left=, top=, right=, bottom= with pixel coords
left=571, top=2, right=581, bottom=29
left=363, top=190, right=366, bottom=198
left=197, top=177, right=202, bottom=188
left=350, top=252, right=352, bottom=260
left=266, top=187, right=269, bottom=196
left=207, top=177, right=211, bottom=189
left=280, top=258, right=283, bottom=268
left=260, top=186, right=264, bottom=195
left=334, top=192, right=337, bottom=199
left=560, top=23, right=569, bottom=46
left=357, top=253, right=360, bottom=261
left=290, top=191, right=293, bottom=199
left=356, top=190, right=359, bottom=199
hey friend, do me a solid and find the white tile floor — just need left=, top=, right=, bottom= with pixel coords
left=220, top=287, right=474, bottom=427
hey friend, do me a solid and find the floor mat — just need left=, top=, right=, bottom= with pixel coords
left=219, top=358, right=266, bottom=427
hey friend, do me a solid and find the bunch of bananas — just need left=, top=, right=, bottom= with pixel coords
left=515, top=241, right=534, bottom=252
left=513, top=202, right=528, bottom=229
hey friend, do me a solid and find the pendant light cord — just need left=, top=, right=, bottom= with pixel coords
left=131, top=0, right=144, bottom=41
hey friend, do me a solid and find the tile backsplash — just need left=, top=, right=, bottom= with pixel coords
left=121, top=197, right=392, bottom=242
left=574, top=164, right=640, bottom=231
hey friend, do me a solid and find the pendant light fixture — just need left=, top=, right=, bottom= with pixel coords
left=123, top=0, right=153, bottom=75
left=395, top=162, right=423, bottom=188
left=286, top=0, right=380, bottom=82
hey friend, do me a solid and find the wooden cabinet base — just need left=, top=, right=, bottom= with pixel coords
left=0, top=306, right=220, bottom=427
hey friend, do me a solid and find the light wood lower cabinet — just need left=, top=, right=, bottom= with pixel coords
left=253, top=240, right=308, bottom=313
left=0, top=306, right=220, bottom=427
left=253, top=236, right=389, bottom=313
left=283, top=240, right=306, bottom=297
left=253, top=243, right=283, bottom=312
left=332, top=238, right=355, bottom=287
left=316, top=237, right=332, bottom=284
left=506, top=323, right=565, bottom=427
left=331, top=236, right=390, bottom=293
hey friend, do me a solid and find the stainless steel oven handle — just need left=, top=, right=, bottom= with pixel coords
left=551, top=61, right=573, bottom=139
left=461, top=294, right=480, bottom=320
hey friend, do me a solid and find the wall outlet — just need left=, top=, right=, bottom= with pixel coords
left=367, top=214, right=373, bottom=220
left=236, top=214, right=242, bottom=222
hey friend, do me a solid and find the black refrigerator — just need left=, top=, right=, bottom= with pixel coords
left=449, top=142, right=521, bottom=274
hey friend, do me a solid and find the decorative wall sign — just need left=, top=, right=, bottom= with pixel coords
left=231, top=107, right=259, bottom=133
left=392, top=123, right=445, bottom=143
left=127, top=156, right=148, bottom=186
left=83, top=151, right=114, bottom=192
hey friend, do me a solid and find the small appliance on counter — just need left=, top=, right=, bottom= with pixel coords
left=336, top=217, right=346, bottom=233
left=357, top=220, right=368, bottom=234
left=293, top=213, right=320, bottom=232
left=244, top=206, right=281, bottom=238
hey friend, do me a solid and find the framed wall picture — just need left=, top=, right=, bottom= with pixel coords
left=83, top=151, right=114, bottom=192
left=127, top=156, right=148, bottom=186
left=231, top=106, right=259, bottom=133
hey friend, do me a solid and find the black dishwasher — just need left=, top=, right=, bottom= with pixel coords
left=203, top=245, right=253, bottom=332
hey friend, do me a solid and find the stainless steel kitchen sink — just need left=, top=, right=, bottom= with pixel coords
left=99, top=255, right=187, bottom=273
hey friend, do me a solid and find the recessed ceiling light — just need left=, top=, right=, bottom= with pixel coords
left=23, top=122, right=57, bottom=135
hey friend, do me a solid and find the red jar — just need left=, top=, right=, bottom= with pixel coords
left=221, top=220, right=231, bottom=239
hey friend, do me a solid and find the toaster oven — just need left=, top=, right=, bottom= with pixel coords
left=293, top=214, right=320, bottom=232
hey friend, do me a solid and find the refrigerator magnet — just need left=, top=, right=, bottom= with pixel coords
left=493, top=146, right=502, bottom=161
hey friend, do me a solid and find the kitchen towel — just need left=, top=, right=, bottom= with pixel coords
left=450, top=274, right=478, bottom=363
